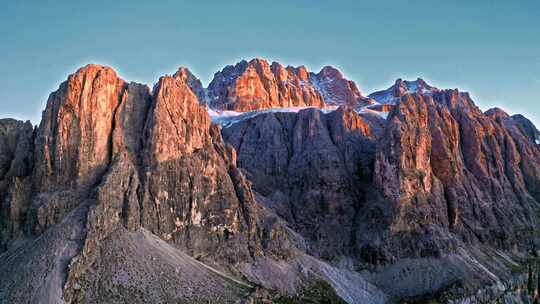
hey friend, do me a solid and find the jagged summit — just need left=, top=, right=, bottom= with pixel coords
left=172, top=66, right=206, bottom=102
left=368, top=77, right=440, bottom=104
left=206, top=58, right=371, bottom=111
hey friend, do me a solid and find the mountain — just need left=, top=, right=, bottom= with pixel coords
left=1, top=60, right=540, bottom=303
left=206, top=58, right=372, bottom=112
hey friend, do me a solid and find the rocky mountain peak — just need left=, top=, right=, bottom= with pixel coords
left=484, top=107, right=511, bottom=119
left=172, top=66, right=206, bottom=103
left=2, top=60, right=540, bottom=304
left=369, top=77, right=439, bottom=104
left=34, top=63, right=127, bottom=192
left=206, top=58, right=373, bottom=111
left=310, top=65, right=373, bottom=108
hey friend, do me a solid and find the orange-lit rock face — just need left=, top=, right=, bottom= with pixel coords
left=207, top=58, right=325, bottom=111
left=207, top=59, right=375, bottom=112
left=34, top=64, right=128, bottom=191
left=221, top=107, right=383, bottom=259
left=173, top=67, right=206, bottom=103
left=144, top=75, right=212, bottom=162
left=10, top=64, right=260, bottom=266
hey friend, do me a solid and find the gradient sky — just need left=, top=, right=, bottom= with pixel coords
left=1, top=0, right=539, bottom=126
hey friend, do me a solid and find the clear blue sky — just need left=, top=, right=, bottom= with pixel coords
left=1, top=0, right=539, bottom=127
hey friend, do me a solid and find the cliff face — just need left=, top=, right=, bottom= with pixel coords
left=310, top=66, right=374, bottom=108
left=222, top=108, right=383, bottom=260
left=1, top=61, right=540, bottom=304
left=207, top=58, right=325, bottom=111
left=0, top=64, right=264, bottom=303
left=139, top=74, right=259, bottom=263
left=221, top=88, right=540, bottom=259
left=218, top=80, right=540, bottom=301
left=369, top=91, right=540, bottom=259
left=206, top=58, right=372, bottom=111
left=0, top=119, right=33, bottom=250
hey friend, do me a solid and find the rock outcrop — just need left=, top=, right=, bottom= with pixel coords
left=139, top=73, right=259, bottom=267
left=309, top=66, right=374, bottom=108
left=368, top=78, right=439, bottom=105
left=207, top=58, right=325, bottom=111
left=173, top=67, right=206, bottom=103
left=207, top=58, right=374, bottom=112
left=0, top=64, right=266, bottom=303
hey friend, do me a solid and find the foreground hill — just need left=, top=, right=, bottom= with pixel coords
left=1, top=60, right=540, bottom=303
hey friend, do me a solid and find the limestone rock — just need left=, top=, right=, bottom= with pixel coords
left=222, top=107, right=382, bottom=260
left=0, top=119, right=34, bottom=250
left=309, top=66, right=374, bottom=108
left=173, top=67, right=206, bottom=103
left=369, top=89, right=540, bottom=260
left=207, top=58, right=325, bottom=111
left=140, top=74, right=260, bottom=266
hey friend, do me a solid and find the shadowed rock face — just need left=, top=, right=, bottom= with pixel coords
left=0, top=64, right=264, bottom=303
left=222, top=107, right=384, bottom=260
left=219, top=83, right=540, bottom=299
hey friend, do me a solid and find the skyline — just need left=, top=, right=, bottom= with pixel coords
left=1, top=0, right=539, bottom=126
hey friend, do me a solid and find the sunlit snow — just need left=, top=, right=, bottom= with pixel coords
left=209, top=106, right=338, bottom=127
left=358, top=107, right=390, bottom=119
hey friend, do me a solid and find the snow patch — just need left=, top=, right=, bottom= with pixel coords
left=208, top=106, right=339, bottom=127
left=535, top=138, right=540, bottom=145
left=358, top=107, right=389, bottom=119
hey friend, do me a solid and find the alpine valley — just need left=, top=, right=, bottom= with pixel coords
left=1, top=58, right=540, bottom=304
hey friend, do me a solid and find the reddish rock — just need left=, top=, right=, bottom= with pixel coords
left=207, top=58, right=325, bottom=111
left=222, top=107, right=383, bottom=259
left=33, top=64, right=127, bottom=192
left=207, top=59, right=375, bottom=112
